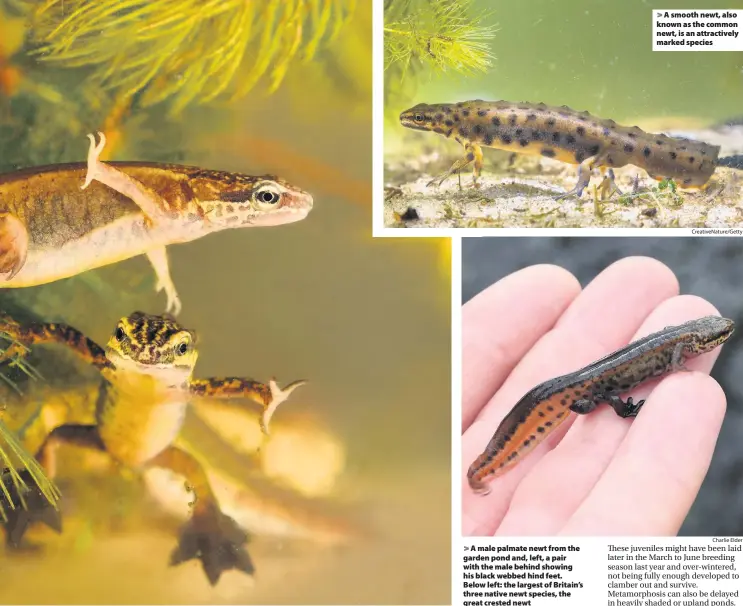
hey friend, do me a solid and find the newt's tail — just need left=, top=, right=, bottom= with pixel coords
left=717, top=155, right=743, bottom=170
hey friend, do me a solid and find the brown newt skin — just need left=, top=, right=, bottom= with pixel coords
left=0, top=133, right=313, bottom=314
left=400, top=100, right=724, bottom=197
left=0, top=311, right=306, bottom=584
left=467, top=316, right=735, bottom=495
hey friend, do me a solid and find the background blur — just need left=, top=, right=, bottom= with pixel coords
left=462, top=237, right=743, bottom=537
left=0, top=2, right=452, bottom=603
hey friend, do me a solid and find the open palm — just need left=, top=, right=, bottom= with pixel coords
left=462, top=257, right=728, bottom=537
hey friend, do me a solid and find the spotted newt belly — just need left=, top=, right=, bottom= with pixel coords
left=467, top=316, right=735, bottom=494
left=401, top=100, right=722, bottom=192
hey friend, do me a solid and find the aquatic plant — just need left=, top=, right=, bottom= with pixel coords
left=384, top=0, right=496, bottom=89
left=22, top=0, right=356, bottom=113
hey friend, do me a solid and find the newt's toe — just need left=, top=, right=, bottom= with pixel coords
left=170, top=504, right=253, bottom=586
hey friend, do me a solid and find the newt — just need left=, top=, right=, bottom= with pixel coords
left=0, top=133, right=313, bottom=314
left=467, top=316, right=735, bottom=495
left=0, top=410, right=61, bottom=525
left=400, top=100, right=743, bottom=197
left=0, top=311, right=306, bottom=584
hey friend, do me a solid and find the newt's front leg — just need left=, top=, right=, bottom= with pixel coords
left=148, top=445, right=253, bottom=585
left=427, top=142, right=483, bottom=189
left=0, top=314, right=111, bottom=371
left=189, top=378, right=306, bottom=435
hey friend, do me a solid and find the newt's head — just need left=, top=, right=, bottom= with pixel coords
left=687, top=316, right=735, bottom=354
left=186, top=170, right=313, bottom=228
left=105, top=312, right=198, bottom=383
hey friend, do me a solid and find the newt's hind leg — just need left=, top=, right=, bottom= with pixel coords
left=149, top=446, right=253, bottom=586
left=81, top=132, right=173, bottom=225
left=189, top=377, right=306, bottom=436
left=0, top=315, right=111, bottom=371
left=555, top=152, right=614, bottom=200
left=1, top=424, right=104, bottom=548
left=427, top=142, right=482, bottom=189
left=0, top=212, right=29, bottom=281
left=145, top=247, right=182, bottom=316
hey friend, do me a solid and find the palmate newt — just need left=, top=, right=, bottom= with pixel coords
left=400, top=100, right=743, bottom=197
left=0, top=133, right=313, bottom=314
left=467, top=316, right=734, bottom=495
left=0, top=311, right=306, bottom=585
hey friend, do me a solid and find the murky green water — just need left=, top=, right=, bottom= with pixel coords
left=0, top=4, right=451, bottom=604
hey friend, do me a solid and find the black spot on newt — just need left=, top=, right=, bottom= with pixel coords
left=477, top=109, right=487, bottom=117
left=628, top=132, right=637, bottom=139
left=483, top=133, right=493, bottom=145
left=462, top=109, right=470, bottom=117
left=546, top=118, right=556, bottom=127
left=688, top=156, right=695, bottom=164
left=643, top=147, right=651, bottom=157
left=526, top=113, right=537, bottom=121
left=532, top=131, right=544, bottom=141
left=509, top=114, right=517, bottom=125
left=552, top=132, right=560, bottom=143
left=492, top=116, right=501, bottom=126
left=519, top=139, right=528, bottom=147
left=541, top=148, right=556, bottom=158
left=576, top=126, right=585, bottom=137
left=502, top=134, right=513, bottom=144
left=589, top=144, right=600, bottom=155
left=466, top=152, right=475, bottom=161
left=515, top=128, right=523, bottom=136
left=459, top=127, right=468, bottom=137
left=443, top=106, right=452, bottom=114
left=670, top=151, right=677, bottom=160
left=444, top=119, right=453, bottom=127
left=473, top=124, right=483, bottom=135
left=434, top=113, right=443, bottom=121
left=624, top=144, right=634, bottom=153
left=566, top=134, right=576, bottom=145
left=575, top=150, right=586, bottom=163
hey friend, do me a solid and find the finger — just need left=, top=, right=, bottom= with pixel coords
left=462, top=256, right=679, bottom=536
left=497, top=295, right=723, bottom=535
left=462, top=265, right=580, bottom=432
left=560, top=372, right=725, bottom=535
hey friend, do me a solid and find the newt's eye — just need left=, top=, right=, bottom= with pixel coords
left=115, top=327, right=125, bottom=342
left=253, top=184, right=282, bottom=209
left=414, top=113, right=425, bottom=122
left=175, top=341, right=189, bottom=356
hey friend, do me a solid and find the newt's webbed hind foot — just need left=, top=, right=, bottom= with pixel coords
left=170, top=503, right=254, bottom=586
left=1, top=469, right=62, bottom=548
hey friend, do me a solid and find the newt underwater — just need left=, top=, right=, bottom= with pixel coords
left=0, top=311, right=307, bottom=584
left=400, top=100, right=743, bottom=197
left=0, top=133, right=313, bottom=314
left=467, top=316, right=734, bottom=495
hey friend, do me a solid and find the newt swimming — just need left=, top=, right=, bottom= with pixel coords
left=400, top=100, right=743, bottom=197
left=0, top=311, right=306, bottom=584
left=467, top=316, right=734, bottom=495
left=0, top=133, right=313, bottom=314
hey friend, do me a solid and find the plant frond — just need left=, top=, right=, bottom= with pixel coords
left=23, top=0, right=355, bottom=113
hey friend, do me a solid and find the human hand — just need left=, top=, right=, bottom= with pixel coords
left=462, top=257, right=728, bottom=536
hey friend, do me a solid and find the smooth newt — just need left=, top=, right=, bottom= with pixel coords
left=0, top=133, right=313, bottom=314
left=467, top=316, right=735, bottom=495
left=0, top=311, right=306, bottom=584
left=400, top=100, right=743, bottom=197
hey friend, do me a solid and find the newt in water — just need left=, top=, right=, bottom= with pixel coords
left=0, top=311, right=306, bottom=584
left=0, top=133, right=313, bottom=314
left=400, top=100, right=743, bottom=197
